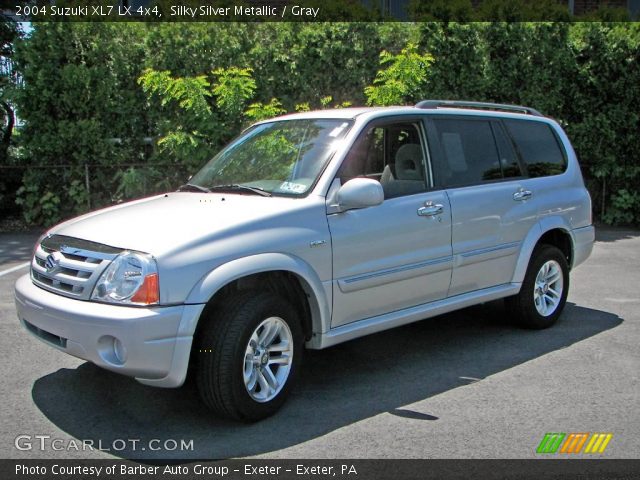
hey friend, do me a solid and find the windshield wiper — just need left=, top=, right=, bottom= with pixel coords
left=178, top=183, right=211, bottom=193
left=209, top=184, right=272, bottom=197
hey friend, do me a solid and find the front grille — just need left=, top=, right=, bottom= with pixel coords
left=31, top=234, right=121, bottom=300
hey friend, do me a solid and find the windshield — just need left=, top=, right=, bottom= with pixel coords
left=188, top=119, right=353, bottom=196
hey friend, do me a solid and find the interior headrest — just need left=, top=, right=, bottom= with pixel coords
left=395, top=144, right=424, bottom=180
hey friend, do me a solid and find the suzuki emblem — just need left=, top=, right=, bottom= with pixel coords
left=45, top=251, right=64, bottom=273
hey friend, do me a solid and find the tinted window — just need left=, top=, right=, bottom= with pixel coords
left=492, top=123, right=523, bottom=178
left=431, top=118, right=502, bottom=186
left=504, top=120, right=566, bottom=177
left=338, top=122, right=427, bottom=199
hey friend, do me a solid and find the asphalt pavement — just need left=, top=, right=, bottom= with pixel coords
left=0, top=228, right=638, bottom=460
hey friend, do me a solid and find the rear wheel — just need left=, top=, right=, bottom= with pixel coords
left=505, top=244, right=569, bottom=329
left=196, top=291, right=303, bottom=421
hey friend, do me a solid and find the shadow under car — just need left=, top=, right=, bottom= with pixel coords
left=31, top=301, right=622, bottom=460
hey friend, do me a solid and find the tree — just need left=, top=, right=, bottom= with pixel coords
left=0, top=14, right=21, bottom=163
left=14, top=22, right=148, bottom=225
left=364, top=43, right=433, bottom=106
left=138, top=66, right=260, bottom=169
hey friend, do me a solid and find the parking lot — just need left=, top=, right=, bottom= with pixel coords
left=0, top=228, right=638, bottom=460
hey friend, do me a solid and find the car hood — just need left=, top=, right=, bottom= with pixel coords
left=50, top=192, right=308, bottom=257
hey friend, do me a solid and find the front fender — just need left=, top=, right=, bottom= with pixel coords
left=181, top=253, right=331, bottom=338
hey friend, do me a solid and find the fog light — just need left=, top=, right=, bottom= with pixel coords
left=97, top=335, right=127, bottom=366
left=113, top=337, right=127, bottom=364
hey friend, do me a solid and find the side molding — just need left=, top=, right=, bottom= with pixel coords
left=314, top=283, right=520, bottom=349
left=182, top=253, right=331, bottom=337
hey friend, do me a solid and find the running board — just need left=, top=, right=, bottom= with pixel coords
left=309, top=283, right=521, bottom=349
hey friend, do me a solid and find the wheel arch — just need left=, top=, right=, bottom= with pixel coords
left=512, top=218, right=575, bottom=284
left=181, top=253, right=330, bottom=343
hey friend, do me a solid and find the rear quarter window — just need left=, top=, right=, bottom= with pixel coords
left=504, top=119, right=567, bottom=177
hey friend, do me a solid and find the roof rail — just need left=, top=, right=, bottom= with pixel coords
left=415, top=100, right=544, bottom=117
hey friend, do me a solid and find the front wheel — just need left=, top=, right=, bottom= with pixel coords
left=505, top=244, right=569, bottom=329
left=196, top=291, right=303, bottom=421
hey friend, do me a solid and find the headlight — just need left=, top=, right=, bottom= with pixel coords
left=91, top=251, right=159, bottom=305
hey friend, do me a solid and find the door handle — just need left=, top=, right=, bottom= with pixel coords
left=417, top=202, right=444, bottom=217
left=513, top=189, right=532, bottom=201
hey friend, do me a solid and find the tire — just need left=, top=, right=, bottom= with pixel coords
left=196, top=291, right=303, bottom=421
left=505, top=244, right=569, bottom=329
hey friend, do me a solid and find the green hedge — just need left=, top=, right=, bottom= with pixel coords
left=10, top=22, right=640, bottom=226
left=416, top=22, right=640, bottom=225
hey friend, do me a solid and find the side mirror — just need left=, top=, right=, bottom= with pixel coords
left=337, top=178, right=384, bottom=211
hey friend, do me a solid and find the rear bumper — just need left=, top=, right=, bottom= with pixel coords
left=14, top=274, right=204, bottom=388
left=572, top=225, right=595, bottom=269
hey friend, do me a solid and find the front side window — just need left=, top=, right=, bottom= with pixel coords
left=337, top=121, right=428, bottom=199
left=504, top=119, right=567, bottom=177
left=189, top=119, right=352, bottom=196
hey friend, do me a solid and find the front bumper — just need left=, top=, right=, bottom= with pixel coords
left=14, top=274, right=204, bottom=388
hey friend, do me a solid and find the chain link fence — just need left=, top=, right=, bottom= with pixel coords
left=0, top=163, right=193, bottom=224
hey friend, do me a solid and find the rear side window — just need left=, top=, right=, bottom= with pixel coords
left=492, top=123, right=522, bottom=179
left=431, top=118, right=503, bottom=186
left=504, top=120, right=567, bottom=177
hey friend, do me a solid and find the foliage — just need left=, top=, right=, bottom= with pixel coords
left=245, top=98, right=286, bottom=123
left=212, top=67, right=256, bottom=118
left=138, top=68, right=214, bottom=166
left=7, top=22, right=640, bottom=226
left=417, top=23, right=488, bottom=100
left=15, top=178, right=61, bottom=225
left=565, top=23, right=640, bottom=224
left=139, top=69, right=212, bottom=116
left=138, top=65, right=259, bottom=169
left=246, top=23, right=406, bottom=109
left=604, top=189, right=640, bottom=225
left=318, top=96, right=352, bottom=109
left=376, top=23, right=640, bottom=224
left=0, top=15, right=20, bottom=157
left=13, top=23, right=148, bottom=226
left=0, top=14, right=22, bottom=214
left=365, top=43, right=433, bottom=106
left=67, top=179, right=89, bottom=215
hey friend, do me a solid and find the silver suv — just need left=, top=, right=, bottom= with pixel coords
left=15, top=100, right=594, bottom=421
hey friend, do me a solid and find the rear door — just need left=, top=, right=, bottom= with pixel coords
left=426, top=115, right=538, bottom=296
left=502, top=118, right=571, bottom=222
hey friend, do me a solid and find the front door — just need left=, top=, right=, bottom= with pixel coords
left=328, top=118, right=453, bottom=327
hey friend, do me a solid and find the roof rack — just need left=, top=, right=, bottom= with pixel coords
left=415, top=100, right=544, bottom=117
